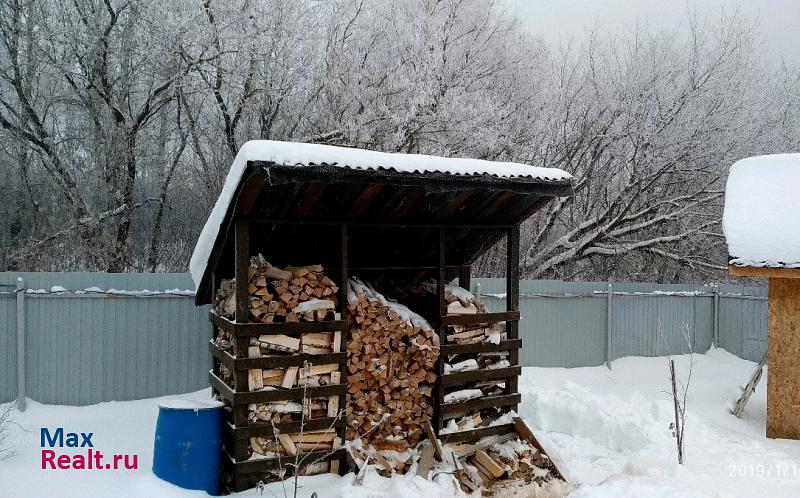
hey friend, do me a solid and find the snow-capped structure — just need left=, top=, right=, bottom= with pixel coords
left=723, top=154, right=800, bottom=268
left=723, top=153, right=800, bottom=441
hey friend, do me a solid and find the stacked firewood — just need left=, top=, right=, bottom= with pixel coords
left=213, top=255, right=339, bottom=325
left=447, top=433, right=559, bottom=491
left=345, top=278, right=440, bottom=450
left=417, top=282, right=486, bottom=314
left=247, top=331, right=341, bottom=358
left=447, top=322, right=506, bottom=345
left=250, top=428, right=343, bottom=477
left=250, top=429, right=341, bottom=457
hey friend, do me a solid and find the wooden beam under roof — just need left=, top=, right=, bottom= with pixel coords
left=346, top=184, right=384, bottom=219
left=435, top=189, right=475, bottom=222
left=388, top=186, right=426, bottom=221
left=293, top=181, right=327, bottom=218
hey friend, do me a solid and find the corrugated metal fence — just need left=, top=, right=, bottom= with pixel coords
left=475, top=279, right=767, bottom=368
left=0, top=273, right=210, bottom=406
left=0, top=273, right=767, bottom=406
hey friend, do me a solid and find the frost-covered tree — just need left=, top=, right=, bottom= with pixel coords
left=0, top=0, right=798, bottom=280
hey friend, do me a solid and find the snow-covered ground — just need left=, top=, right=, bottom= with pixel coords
left=2, top=348, right=798, bottom=498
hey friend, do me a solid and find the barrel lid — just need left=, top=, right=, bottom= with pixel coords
left=158, top=398, right=224, bottom=410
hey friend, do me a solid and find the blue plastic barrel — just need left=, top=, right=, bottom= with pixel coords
left=153, top=399, right=224, bottom=495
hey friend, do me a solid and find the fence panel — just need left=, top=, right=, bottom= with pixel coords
left=0, top=273, right=770, bottom=405
left=0, top=290, right=16, bottom=402
left=473, top=279, right=765, bottom=368
left=0, top=272, right=209, bottom=405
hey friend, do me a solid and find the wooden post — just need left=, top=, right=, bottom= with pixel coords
left=336, top=223, right=349, bottom=473
left=459, top=265, right=471, bottom=293
left=234, top=218, right=250, bottom=324
left=766, top=278, right=800, bottom=439
left=435, top=227, right=447, bottom=432
left=16, top=276, right=26, bottom=411
left=713, top=286, right=720, bottom=347
left=233, top=218, right=250, bottom=428
left=606, top=283, right=613, bottom=369
left=506, top=226, right=519, bottom=408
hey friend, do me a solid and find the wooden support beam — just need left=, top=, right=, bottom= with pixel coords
left=506, top=226, right=520, bottom=404
left=388, top=186, right=426, bottom=220
left=480, top=191, right=515, bottom=220
left=346, top=184, right=384, bottom=219
left=234, top=172, right=267, bottom=215
left=234, top=218, right=250, bottom=323
left=435, top=227, right=447, bottom=432
left=292, top=182, right=327, bottom=218
left=515, top=195, right=553, bottom=224
left=459, top=265, right=471, bottom=292
left=435, top=189, right=475, bottom=221
left=767, top=278, right=800, bottom=439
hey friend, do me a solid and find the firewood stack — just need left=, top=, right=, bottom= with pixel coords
left=250, top=428, right=341, bottom=459
left=212, top=255, right=339, bottom=324
left=345, top=278, right=440, bottom=452
left=246, top=255, right=339, bottom=324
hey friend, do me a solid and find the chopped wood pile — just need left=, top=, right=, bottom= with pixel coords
left=213, top=255, right=339, bottom=326
left=250, top=428, right=343, bottom=478
left=250, top=428, right=340, bottom=457
left=419, top=282, right=487, bottom=314
left=346, top=420, right=565, bottom=493
left=345, top=278, right=440, bottom=450
left=447, top=431, right=561, bottom=492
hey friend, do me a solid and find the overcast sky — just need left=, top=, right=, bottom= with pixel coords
left=503, top=0, right=800, bottom=65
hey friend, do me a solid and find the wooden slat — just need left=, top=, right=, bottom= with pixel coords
left=210, top=370, right=235, bottom=402
left=234, top=384, right=346, bottom=404
left=441, top=339, right=522, bottom=356
left=388, top=186, right=426, bottom=220
left=293, top=182, right=327, bottom=217
left=479, top=191, right=515, bottom=219
left=232, top=320, right=348, bottom=337
left=241, top=352, right=346, bottom=369
left=346, top=184, right=384, bottom=219
left=234, top=218, right=250, bottom=323
left=441, top=311, right=520, bottom=326
left=439, top=424, right=515, bottom=444
left=435, top=189, right=476, bottom=221
left=209, top=370, right=345, bottom=405
left=441, top=366, right=521, bottom=386
left=208, top=340, right=235, bottom=370
left=228, top=448, right=346, bottom=474
left=441, top=393, right=521, bottom=417
left=211, top=312, right=347, bottom=337
left=227, top=417, right=346, bottom=439
left=209, top=342, right=346, bottom=369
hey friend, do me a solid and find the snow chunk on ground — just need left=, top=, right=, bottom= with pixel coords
left=723, top=153, right=800, bottom=267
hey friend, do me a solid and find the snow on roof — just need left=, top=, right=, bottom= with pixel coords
left=722, top=154, right=800, bottom=268
left=189, top=140, right=573, bottom=285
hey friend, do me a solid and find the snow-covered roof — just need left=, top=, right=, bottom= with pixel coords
left=189, top=140, right=573, bottom=286
left=723, top=154, right=800, bottom=269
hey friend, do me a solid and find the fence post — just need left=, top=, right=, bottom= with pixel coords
left=713, top=286, right=720, bottom=347
left=16, top=276, right=26, bottom=411
left=606, top=283, right=613, bottom=369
